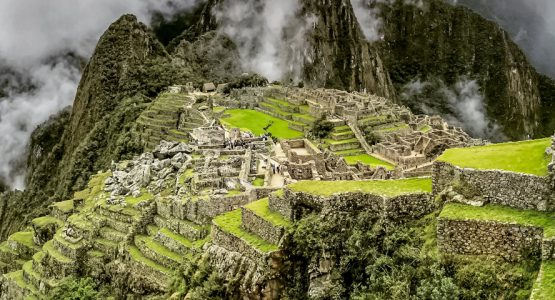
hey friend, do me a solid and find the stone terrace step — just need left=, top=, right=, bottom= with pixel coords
left=52, top=233, right=88, bottom=260
left=42, top=240, right=77, bottom=279
left=241, top=198, right=291, bottom=245
left=153, top=216, right=209, bottom=241
left=99, top=227, right=127, bottom=243
left=325, top=138, right=361, bottom=152
left=212, top=209, right=280, bottom=262
left=93, top=238, right=118, bottom=260
left=134, top=235, right=182, bottom=269
left=153, top=228, right=197, bottom=256
left=330, top=130, right=355, bottom=141
left=334, top=149, right=366, bottom=157
left=2, top=270, right=37, bottom=299
left=126, top=245, right=170, bottom=292
left=268, top=190, right=294, bottom=221
left=6, top=231, right=40, bottom=258
left=22, top=260, right=55, bottom=295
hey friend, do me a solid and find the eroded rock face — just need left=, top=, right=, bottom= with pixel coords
left=378, top=0, right=545, bottom=140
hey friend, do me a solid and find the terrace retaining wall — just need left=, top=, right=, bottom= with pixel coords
left=282, top=188, right=433, bottom=222
left=437, top=218, right=544, bottom=262
left=241, top=208, right=285, bottom=245
left=432, top=161, right=553, bottom=211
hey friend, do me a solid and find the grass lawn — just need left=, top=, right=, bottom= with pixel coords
left=440, top=203, right=555, bottom=238
left=344, top=154, right=395, bottom=170
left=437, top=138, right=551, bottom=176
left=244, top=198, right=291, bottom=228
left=220, top=109, right=303, bottom=139
left=533, top=261, right=555, bottom=299
left=288, top=177, right=432, bottom=197
left=252, top=178, right=265, bottom=187
left=213, top=209, right=279, bottom=253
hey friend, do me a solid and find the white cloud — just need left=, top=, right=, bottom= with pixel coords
left=213, top=0, right=315, bottom=82
left=0, top=0, right=199, bottom=189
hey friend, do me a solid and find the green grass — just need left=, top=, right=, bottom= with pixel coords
left=438, top=138, right=551, bottom=176
left=124, top=189, right=154, bottom=206
left=344, top=154, right=395, bottom=170
left=220, top=109, right=303, bottom=139
left=288, top=177, right=432, bottom=197
left=43, top=240, right=73, bottom=264
left=127, top=245, right=170, bottom=273
left=51, top=200, right=74, bottom=213
left=87, top=250, right=105, bottom=258
left=440, top=203, right=555, bottom=238
left=4, top=270, right=32, bottom=290
left=8, top=231, right=37, bottom=249
left=267, top=97, right=293, bottom=108
left=333, top=125, right=351, bottom=132
left=135, top=235, right=181, bottom=262
left=227, top=190, right=243, bottom=196
left=213, top=106, right=226, bottom=113
left=252, top=178, right=265, bottom=187
left=324, top=138, right=359, bottom=145
left=32, top=216, right=63, bottom=228
left=244, top=198, right=291, bottom=228
left=419, top=125, right=432, bottom=133
left=213, top=209, right=279, bottom=253
left=159, top=228, right=193, bottom=249
left=533, top=261, right=555, bottom=299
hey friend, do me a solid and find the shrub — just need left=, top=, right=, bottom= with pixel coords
left=47, top=277, right=107, bottom=300
left=223, top=74, right=269, bottom=94
left=311, top=118, right=334, bottom=139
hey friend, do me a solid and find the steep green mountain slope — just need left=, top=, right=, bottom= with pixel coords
left=377, top=0, right=545, bottom=140
left=0, top=15, right=189, bottom=241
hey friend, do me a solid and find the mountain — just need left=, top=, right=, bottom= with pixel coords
left=447, top=0, right=555, bottom=79
left=377, top=0, right=545, bottom=139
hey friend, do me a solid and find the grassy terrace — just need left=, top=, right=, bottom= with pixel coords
left=533, top=261, right=555, bottom=299
left=288, top=178, right=432, bottom=197
left=32, top=216, right=63, bottom=228
left=244, top=198, right=291, bottom=228
left=213, top=209, right=279, bottom=253
left=8, top=232, right=37, bottom=250
left=440, top=203, right=555, bottom=238
left=220, top=109, right=303, bottom=139
left=344, top=154, right=395, bottom=170
left=438, top=138, right=551, bottom=176
left=127, top=245, right=169, bottom=274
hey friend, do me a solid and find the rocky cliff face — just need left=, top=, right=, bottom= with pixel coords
left=300, top=0, right=396, bottom=98
left=377, top=0, right=546, bottom=139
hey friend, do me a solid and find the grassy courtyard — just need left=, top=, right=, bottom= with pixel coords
left=220, top=109, right=303, bottom=139
left=437, top=138, right=551, bottom=176
left=288, top=177, right=432, bottom=197
left=344, top=154, right=395, bottom=170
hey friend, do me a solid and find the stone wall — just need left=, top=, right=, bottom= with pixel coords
left=437, top=218, right=544, bottom=262
left=433, top=161, right=553, bottom=211
left=281, top=189, right=433, bottom=222
left=241, top=208, right=284, bottom=245
left=211, top=224, right=278, bottom=264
